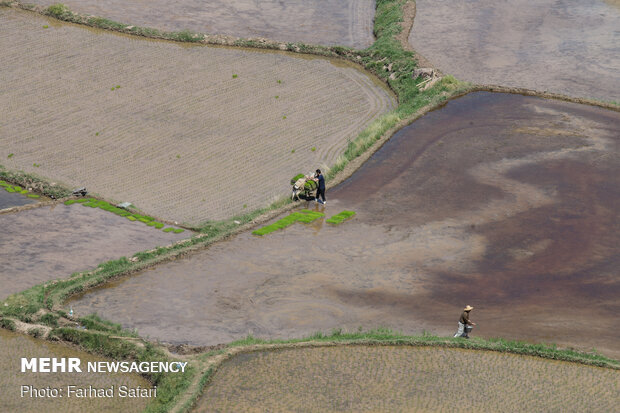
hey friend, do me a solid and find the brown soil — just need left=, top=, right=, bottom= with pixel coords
left=0, top=9, right=394, bottom=225
left=0, top=329, right=150, bottom=412
left=197, top=346, right=620, bottom=412
left=0, top=203, right=188, bottom=299
left=24, top=0, right=375, bottom=48
left=409, top=0, right=620, bottom=101
left=69, top=92, right=620, bottom=359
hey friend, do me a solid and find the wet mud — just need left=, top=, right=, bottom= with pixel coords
left=70, top=93, right=620, bottom=358
left=409, top=0, right=620, bottom=102
left=0, top=203, right=188, bottom=298
left=26, top=0, right=376, bottom=49
left=0, top=329, right=150, bottom=413
left=0, top=189, right=36, bottom=210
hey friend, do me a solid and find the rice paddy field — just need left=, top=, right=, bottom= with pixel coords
left=197, top=345, right=620, bottom=412
left=0, top=329, right=150, bottom=413
left=69, top=92, right=620, bottom=359
left=25, top=0, right=376, bottom=48
left=409, top=0, right=620, bottom=101
left=0, top=8, right=394, bottom=225
left=0, top=187, right=38, bottom=210
left=0, top=203, right=188, bottom=299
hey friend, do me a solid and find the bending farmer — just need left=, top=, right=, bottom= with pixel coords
left=454, top=305, right=476, bottom=338
left=314, top=169, right=326, bottom=205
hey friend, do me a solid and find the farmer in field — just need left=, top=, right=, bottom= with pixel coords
left=454, top=305, right=476, bottom=338
left=314, top=169, right=326, bottom=205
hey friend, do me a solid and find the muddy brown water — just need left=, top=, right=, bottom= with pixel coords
left=0, top=203, right=188, bottom=299
left=70, top=93, right=620, bottom=359
left=0, top=190, right=37, bottom=210
left=410, top=0, right=620, bottom=102
left=0, top=329, right=150, bottom=412
left=26, top=0, right=375, bottom=49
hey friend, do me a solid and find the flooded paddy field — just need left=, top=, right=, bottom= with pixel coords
left=0, top=203, right=188, bottom=299
left=0, top=189, right=38, bottom=210
left=409, top=0, right=620, bottom=101
left=0, top=329, right=150, bottom=412
left=70, top=92, right=620, bottom=358
left=197, top=346, right=620, bottom=412
left=0, top=9, right=394, bottom=225
left=25, top=0, right=375, bottom=48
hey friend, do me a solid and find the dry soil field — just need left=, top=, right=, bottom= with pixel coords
left=0, top=9, right=394, bottom=225
left=0, top=329, right=149, bottom=413
left=409, top=0, right=620, bottom=102
left=25, top=0, right=375, bottom=48
left=0, top=203, right=188, bottom=298
left=69, top=92, right=620, bottom=359
left=197, top=345, right=620, bottom=412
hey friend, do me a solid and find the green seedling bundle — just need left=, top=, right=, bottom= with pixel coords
left=253, top=209, right=324, bottom=236
left=326, top=210, right=356, bottom=225
left=64, top=198, right=184, bottom=234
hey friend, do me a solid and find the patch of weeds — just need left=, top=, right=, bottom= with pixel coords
left=170, top=29, right=202, bottom=43
left=19, top=189, right=29, bottom=194
left=32, top=163, right=40, bottom=167
left=163, top=227, right=174, bottom=233
left=232, top=74, right=238, bottom=79
left=0, top=318, right=16, bottom=331
left=7, top=153, right=13, bottom=158
left=282, top=115, right=287, bottom=119
left=291, top=149, right=295, bottom=153
left=311, top=147, right=316, bottom=152
left=326, top=210, right=356, bottom=225
left=126, top=216, right=137, bottom=221
left=95, top=132, right=99, bottom=136
left=152, top=222, right=164, bottom=229
left=43, top=25, right=49, bottom=29
left=176, top=154, right=181, bottom=159
left=275, top=95, right=279, bottom=99
left=110, top=87, right=115, bottom=91
left=39, top=313, right=59, bottom=327
left=173, top=228, right=184, bottom=234
left=28, top=328, right=44, bottom=338
left=116, top=85, right=121, bottom=89
left=243, top=204, right=247, bottom=209
left=27, top=194, right=40, bottom=198
left=46, top=3, right=68, bottom=18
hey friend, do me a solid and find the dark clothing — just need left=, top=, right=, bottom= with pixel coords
left=317, top=174, right=325, bottom=190
left=459, top=311, right=472, bottom=325
left=316, top=188, right=326, bottom=202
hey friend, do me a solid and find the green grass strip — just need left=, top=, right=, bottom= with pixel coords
left=162, top=227, right=174, bottom=232
left=27, top=194, right=40, bottom=198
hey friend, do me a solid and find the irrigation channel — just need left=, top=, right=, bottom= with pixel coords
left=70, top=92, right=620, bottom=359
left=0, top=328, right=150, bottom=412
left=0, top=203, right=189, bottom=298
left=410, top=0, right=620, bottom=102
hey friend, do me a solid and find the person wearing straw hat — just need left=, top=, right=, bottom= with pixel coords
left=454, top=305, right=476, bottom=338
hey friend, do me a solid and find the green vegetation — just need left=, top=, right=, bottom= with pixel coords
left=0, top=317, right=16, bottom=331
left=39, top=313, right=59, bottom=327
left=326, top=210, right=356, bottom=224
left=7, top=153, right=13, bottom=158
left=27, top=327, right=44, bottom=338
left=46, top=3, right=68, bottom=18
left=42, top=25, right=48, bottom=28
left=64, top=197, right=184, bottom=233
left=252, top=210, right=324, bottom=236
left=311, top=147, right=316, bottom=151
left=290, top=173, right=305, bottom=185
left=232, top=74, right=238, bottom=79
left=0, top=165, right=71, bottom=199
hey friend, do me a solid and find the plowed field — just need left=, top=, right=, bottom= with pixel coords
left=0, top=9, right=394, bottom=225
left=25, top=0, right=375, bottom=48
